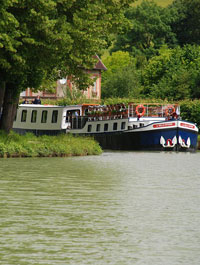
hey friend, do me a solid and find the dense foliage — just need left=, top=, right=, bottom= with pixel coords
left=101, top=0, right=200, bottom=110
left=141, top=45, right=200, bottom=100
left=1, top=0, right=200, bottom=131
left=112, top=1, right=177, bottom=57
left=0, top=0, right=134, bottom=133
left=101, top=51, right=141, bottom=98
left=169, top=0, right=200, bottom=46
left=179, top=100, right=200, bottom=129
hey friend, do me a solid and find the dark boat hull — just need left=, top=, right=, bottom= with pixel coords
left=92, top=127, right=198, bottom=152
left=13, top=123, right=198, bottom=152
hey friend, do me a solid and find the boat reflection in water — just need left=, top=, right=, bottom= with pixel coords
left=13, top=102, right=198, bottom=152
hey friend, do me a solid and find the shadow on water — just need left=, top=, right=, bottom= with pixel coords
left=0, top=151, right=200, bottom=265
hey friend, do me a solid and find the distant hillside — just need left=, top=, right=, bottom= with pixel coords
left=133, top=0, right=173, bottom=7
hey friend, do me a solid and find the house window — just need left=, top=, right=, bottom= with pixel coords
left=96, top=124, right=101, bottom=132
left=31, top=110, right=37, bottom=123
left=88, top=124, right=92, bottom=132
left=93, top=81, right=97, bottom=92
left=52, top=110, right=58, bottom=123
left=41, top=110, right=48, bottom=123
left=21, top=110, right=27, bottom=122
left=92, top=81, right=97, bottom=97
left=121, top=122, right=126, bottom=130
left=113, top=122, right=117, bottom=130
left=104, top=123, right=108, bottom=131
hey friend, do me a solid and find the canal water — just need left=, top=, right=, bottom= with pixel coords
left=0, top=151, right=200, bottom=265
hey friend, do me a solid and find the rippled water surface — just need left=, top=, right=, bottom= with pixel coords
left=0, top=151, right=200, bottom=265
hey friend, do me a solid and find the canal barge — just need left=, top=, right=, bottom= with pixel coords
left=13, top=103, right=199, bottom=152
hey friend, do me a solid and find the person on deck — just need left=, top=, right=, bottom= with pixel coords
left=32, top=95, right=41, bottom=104
left=22, top=98, right=29, bottom=104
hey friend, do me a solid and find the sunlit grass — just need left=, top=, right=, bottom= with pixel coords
left=133, top=0, right=173, bottom=7
left=0, top=131, right=102, bottom=158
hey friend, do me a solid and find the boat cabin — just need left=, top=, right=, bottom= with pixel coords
left=13, top=102, right=180, bottom=136
left=13, top=104, right=81, bottom=135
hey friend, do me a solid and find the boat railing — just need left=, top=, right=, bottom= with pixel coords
left=66, top=113, right=129, bottom=129
left=82, top=103, right=179, bottom=120
left=66, top=103, right=179, bottom=129
left=128, top=103, right=179, bottom=118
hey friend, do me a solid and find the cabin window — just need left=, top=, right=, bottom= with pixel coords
left=113, top=122, right=118, bottom=130
left=52, top=110, right=58, bottom=123
left=96, top=124, right=101, bottom=132
left=67, top=110, right=80, bottom=117
left=31, top=110, right=37, bottom=123
left=88, top=124, right=92, bottom=132
left=41, top=110, right=48, bottom=123
left=121, top=122, right=126, bottom=130
left=21, top=110, right=27, bottom=122
left=66, top=111, right=70, bottom=122
left=66, top=110, right=80, bottom=122
left=104, top=123, right=108, bottom=131
left=84, top=108, right=89, bottom=116
left=72, top=110, right=80, bottom=116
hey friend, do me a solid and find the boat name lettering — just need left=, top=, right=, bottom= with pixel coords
left=180, top=123, right=195, bottom=129
left=153, top=122, right=175, bottom=128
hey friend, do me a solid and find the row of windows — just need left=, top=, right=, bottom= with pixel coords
left=20, top=110, right=58, bottom=123
left=88, top=122, right=126, bottom=132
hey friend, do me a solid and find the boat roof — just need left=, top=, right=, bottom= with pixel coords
left=19, top=104, right=65, bottom=108
left=128, top=102, right=179, bottom=106
left=19, top=104, right=99, bottom=108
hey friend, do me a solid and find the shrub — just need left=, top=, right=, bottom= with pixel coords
left=0, top=131, right=102, bottom=158
left=0, top=143, right=6, bottom=157
left=180, top=100, right=200, bottom=129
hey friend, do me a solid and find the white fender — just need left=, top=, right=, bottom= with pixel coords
left=172, top=136, right=177, bottom=145
left=179, top=136, right=191, bottom=148
left=179, top=135, right=183, bottom=146
left=160, top=136, right=177, bottom=148
left=186, top=137, right=191, bottom=148
left=160, top=136, right=165, bottom=147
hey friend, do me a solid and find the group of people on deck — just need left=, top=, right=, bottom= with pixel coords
left=22, top=95, right=41, bottom=104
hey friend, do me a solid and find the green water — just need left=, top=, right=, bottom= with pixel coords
left=0, top=152, right=200, bottom=265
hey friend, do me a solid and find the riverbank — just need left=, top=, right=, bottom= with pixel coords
left=0, top=131, right=102, bottom=158
left=198, top=135, right=200, bottom=150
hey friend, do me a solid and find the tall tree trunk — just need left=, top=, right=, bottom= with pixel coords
left=12, top=96, right=19, bottom=127
left=0, top=81, right=6, bottom=125
left=0, top=81, right=5, bottom=110
left=0, top=83, right=19, bottom=133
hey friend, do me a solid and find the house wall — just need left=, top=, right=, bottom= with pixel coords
left=21, top=69, right=102, bottom=100
left=56, top=70, right=102, bottom=100
left=83, top=70, right=101, bottom=100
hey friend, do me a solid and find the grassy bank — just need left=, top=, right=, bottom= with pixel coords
left=0, top=131, right=102, bottom=158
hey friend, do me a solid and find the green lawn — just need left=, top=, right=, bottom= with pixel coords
left=133, top=0, right=173, bottom=7
left=0, top=131, right=102, bottom=158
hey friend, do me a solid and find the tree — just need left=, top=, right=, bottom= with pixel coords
left=102, top=66, right=141, bottom=98
left=0, top=0, right=135, bottom=133
left=102, top=51, right=133, bottom=85
left=141, top=45, right=200, bottom=100
left=101, top=51, right=141, bottom=98
left=112, top=0, right=177, bottom=58
left=169, top=0, right=200, bottom=46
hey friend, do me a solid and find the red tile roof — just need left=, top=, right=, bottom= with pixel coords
left=93, top=55, right=107, bottom=71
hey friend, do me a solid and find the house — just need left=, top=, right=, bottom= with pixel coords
left=21, top=55, right=107, bottom=101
